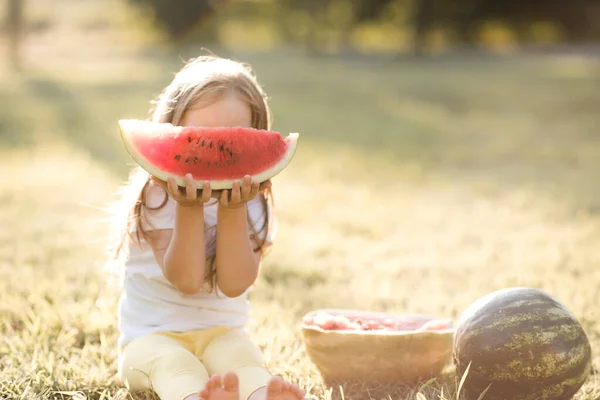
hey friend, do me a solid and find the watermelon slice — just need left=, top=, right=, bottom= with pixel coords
left=118, top=119, right=299, bottom=189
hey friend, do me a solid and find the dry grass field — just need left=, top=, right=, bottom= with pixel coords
left=1, top=1, right=599, bottom=398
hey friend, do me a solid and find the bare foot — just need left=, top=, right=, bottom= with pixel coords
left=197, top=371, right=240, bottom=400
left=260, top=376, right=306, bottom=400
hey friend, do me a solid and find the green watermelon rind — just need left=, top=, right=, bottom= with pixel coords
left=118, top=119, right=299, bottom=190
left=453, top=287, right=593, bottom=400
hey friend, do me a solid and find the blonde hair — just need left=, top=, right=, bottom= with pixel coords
left=111, top=54, right=275, bottom=291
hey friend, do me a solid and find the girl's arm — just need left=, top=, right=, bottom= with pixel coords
left=162, top=205, right=206, bottom=294
left=215, top=204, right=262, bottom=297
left=215, top=176, right=270, bottom=297
left=146, top=174, right=213, bottom=295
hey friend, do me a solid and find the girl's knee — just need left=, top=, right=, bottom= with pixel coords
left=204, top=329, right=264, bottom=367
left=202, top=329, right=268, bottom=384
left=121, top=345, right=209, bottom=400
left=119, top=333, right=208, bottom=393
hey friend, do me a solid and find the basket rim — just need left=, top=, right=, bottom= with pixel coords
left=301, top=308, right=456, bottom=336
left=301, top=323, right=455, bottom=336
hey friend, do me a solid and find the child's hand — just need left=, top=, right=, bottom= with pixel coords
left=152, top=173, right=213, bottom=207
left=218, top=175, right=271, bottom=209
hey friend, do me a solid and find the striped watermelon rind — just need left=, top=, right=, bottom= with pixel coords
left=118, top=119, right=299, bottom=190
left=453, top=287, right=592, bottom=400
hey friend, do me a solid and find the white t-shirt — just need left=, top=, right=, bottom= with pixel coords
left=118, top=182, right=275, bottom=347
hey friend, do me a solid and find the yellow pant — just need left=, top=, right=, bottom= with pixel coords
left=118, top=326, right=272, bottom=400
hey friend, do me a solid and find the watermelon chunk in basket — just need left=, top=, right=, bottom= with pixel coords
left=302, top=309, right=453, bottom=332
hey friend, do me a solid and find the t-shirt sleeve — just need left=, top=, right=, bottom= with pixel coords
left=246, top=195, right=277, bottom=248
left=135, top=181, right=177, bottom=232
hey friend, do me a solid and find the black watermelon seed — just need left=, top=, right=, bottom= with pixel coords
left=185, top=157, right=189, bottom=163
left=201, top=139, right=205, bottom=147
left=187, top=136, right=191, bottom=143
left=174, top=155, right=181, bottom=160
left=219, top=144, right=224, bottom=151
left=193, top=157, right=198, bottom=163
left=209, top=142, right=213, bottom=149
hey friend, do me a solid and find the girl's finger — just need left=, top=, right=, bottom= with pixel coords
left=185, top=174, right=196, bottom=200
left=231, top=181, right=241, bottom=204
left=167, top=177, right=179, bottom=198
left=259, top=180, right=272, bottom=192
left=241, top=176, right=252, bottom=199
left=201, top=181, right=211, bottom=202
left=249, top=181, right=259, bottom=199
left=220, top=189, right=229, bottom=207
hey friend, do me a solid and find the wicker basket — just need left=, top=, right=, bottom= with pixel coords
left=301, top=309, right=454, bottom=389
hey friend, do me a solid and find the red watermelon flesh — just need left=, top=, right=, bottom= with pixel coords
left=303, top=310, right=452, bottom=332
left=118, top=119, right=299, bottom=189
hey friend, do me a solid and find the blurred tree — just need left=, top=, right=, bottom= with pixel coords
left=279, top=0, right=331, bottom=54
left=396, top=0, right=600, bottom=53
left=6, top=0, right=23, bottom=71
left=276, top=0, right=397, bottom=53
left=127, top=0, right=226, bottom=42
left=411, top=0, right=434, bottom=55
left=127, top=0, right=599, bottom=53
left=354, top=0, right=395, bottom=22
left=449, top=0, right=599, bottom=45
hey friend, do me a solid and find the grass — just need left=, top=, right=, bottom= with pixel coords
left=1, top=3, right=600, bottom=397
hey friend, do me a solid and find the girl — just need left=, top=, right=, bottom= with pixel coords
left=110, top=55, right=306, bottom=400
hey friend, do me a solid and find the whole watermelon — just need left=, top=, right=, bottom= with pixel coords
left=453, top=287, right=592, bottom=400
